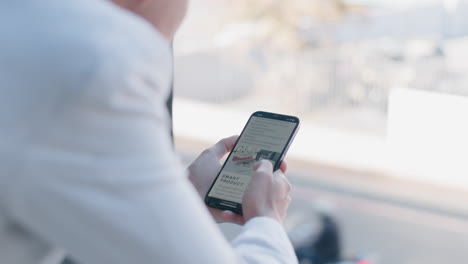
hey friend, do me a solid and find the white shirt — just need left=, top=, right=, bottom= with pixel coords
left=0, top=1, right=297, bottom=263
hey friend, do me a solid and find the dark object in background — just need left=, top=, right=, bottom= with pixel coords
left=61, top=258, right=75, bottom=264
left=313, top=214, right=342, bottom=264
left=295, top=213, right=342, bottom=264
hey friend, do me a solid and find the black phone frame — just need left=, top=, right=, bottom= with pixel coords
left=204, top=111, right=300, bottom=215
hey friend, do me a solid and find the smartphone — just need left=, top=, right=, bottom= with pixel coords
left=205, top=111, right=300, bottom=215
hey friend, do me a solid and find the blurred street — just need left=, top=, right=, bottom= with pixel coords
left=176, top=138, right=468, bottom=264
left=287, top=166, right=468, bottom=264
left=175, top=0, right=468, bottom=191
left=173, top=1, right=468, bottom=263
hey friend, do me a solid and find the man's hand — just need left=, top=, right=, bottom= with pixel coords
left=188, top=135, right=289, bottom=225
left=188, top=136, right=246, bottom=225
left=242, top=160, right=291, bottom=224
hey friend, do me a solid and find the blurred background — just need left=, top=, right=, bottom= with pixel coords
left=172, top=0, right=468, bottom=263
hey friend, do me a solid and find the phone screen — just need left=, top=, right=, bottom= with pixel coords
left=205, top=111, right=300, bottom=214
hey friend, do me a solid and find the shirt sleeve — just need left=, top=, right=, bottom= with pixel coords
left=233, top=217, right=298, bottom=264
left=5, top=31, right=297, bottom=264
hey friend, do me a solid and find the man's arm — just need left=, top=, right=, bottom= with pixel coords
left=5, top=33, right=297, bottom=264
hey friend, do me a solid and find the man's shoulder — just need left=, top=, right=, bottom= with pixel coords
left=17, top=0, right=172, bottom=95
left=11, top=0, right=171, bottom=78
left=56, top=0, right=171, bottom=71
left=0, top=0, right=172, bottom=116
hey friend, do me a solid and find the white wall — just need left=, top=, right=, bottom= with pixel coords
left=387, top=88, right=468, bottom=190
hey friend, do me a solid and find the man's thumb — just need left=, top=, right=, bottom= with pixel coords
left=253, top=159, right=273, bottom=172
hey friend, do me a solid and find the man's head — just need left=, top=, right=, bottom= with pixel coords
left=112, top=0, right=188, bottom=41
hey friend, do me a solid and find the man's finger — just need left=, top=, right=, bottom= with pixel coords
left=278, top=161, right=287, bottom=173
left=210, top=135, right=238, bottom=159
left=253, top=159, right=273, bottom=173
left=273, top=169, right=285, bottom=178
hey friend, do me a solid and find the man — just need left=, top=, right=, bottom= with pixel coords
left=0, top=0, right=297, bottom=263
